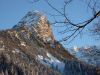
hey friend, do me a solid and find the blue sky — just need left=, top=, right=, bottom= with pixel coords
left=0, top=0, right=100, bottom=48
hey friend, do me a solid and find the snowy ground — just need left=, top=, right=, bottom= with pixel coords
left=36, top=52, right=65, bottom=73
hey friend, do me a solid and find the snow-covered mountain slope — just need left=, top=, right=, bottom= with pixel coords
left=69, top=46, right=100, bottom=67
left=0, top=11, right=99, bottom=75
left=36, top=52, right=65, bottom=73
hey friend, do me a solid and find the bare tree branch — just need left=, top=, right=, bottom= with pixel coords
left=30, top=0, right=100, bottom=43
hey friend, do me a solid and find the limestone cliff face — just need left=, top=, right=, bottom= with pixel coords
left=35, top=16, right=54, bottom=43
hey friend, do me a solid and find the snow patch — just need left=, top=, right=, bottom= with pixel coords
left=73, top=46, right=79, bottom=52
left=46, top=53, right=60, bottom=63
left=12, top=49, right=20, bottom=53
left=37, top=55, right=43, bottom=60
left=21, top=42, right=26, bottom=46
left=36, top=52, right=65, bottom=73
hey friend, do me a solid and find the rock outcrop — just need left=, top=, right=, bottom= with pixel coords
left=13, top=11, right=54, bottom=44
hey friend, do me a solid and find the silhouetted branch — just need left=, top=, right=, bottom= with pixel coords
left=30, top=0, right=100, bottom=42
left=44, top=0, right=100, bottom=42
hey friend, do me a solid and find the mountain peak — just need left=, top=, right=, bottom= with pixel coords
left=13, top=10, right=54, bottom=43
left=14, top=10, right=45, bottom=27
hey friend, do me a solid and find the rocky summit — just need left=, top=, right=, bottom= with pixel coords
left=0, top=11, right=100, bottom=75
left=13, top=11, right=54, bottom=44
